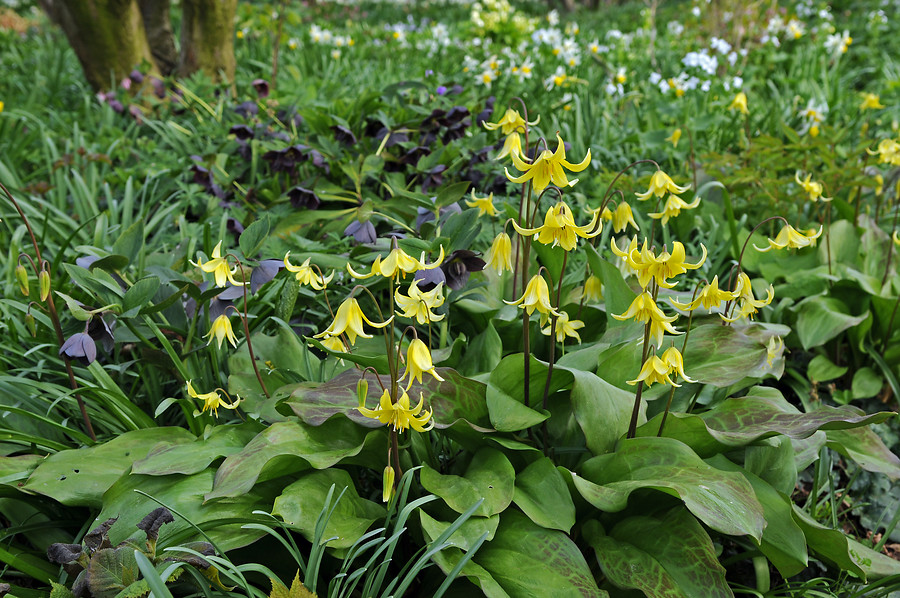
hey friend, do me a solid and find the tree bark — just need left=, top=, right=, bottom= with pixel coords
left=40, top=0, right=158, bottom=91
left=179, top=0, right=237, bottom=82
left=139, top=0, right=177, bottom=76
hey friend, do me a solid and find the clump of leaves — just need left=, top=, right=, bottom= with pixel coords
left=46, top=507, right=216, bottom=598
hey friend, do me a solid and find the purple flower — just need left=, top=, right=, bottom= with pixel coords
left=436, top=85, right=447, bottom=96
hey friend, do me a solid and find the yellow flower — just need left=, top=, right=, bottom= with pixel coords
left=186, top=381, right=241, bottom=417
left=205, top=314, right=238, bottom=349
left=465, top=190, right=498, bottom=217
left=541, top=311, right=585, bottom=343
left=868, top=139, right=900, bottom=166
left=766, top=336, right=784, bottom=367
left=314, top=297, right=392, bottom=345
left=628, top=354, right=679, bottom=387
left=400, top=338, right=445, bottom=388
left=665, top=128, right=682, bottom=148
left=505, top=133, right=591, bottom=192
left=728, top=91, right=749, bottom=115
left=496, top=132, right=524, bottom=161
left=660, top=346, right=695, bottom=383
left=612, top=291, right=681, bottom=348
left=382, top=465, right=396, bottom=503
left=191, top=241, right=242, bottom=288
left=348, top=246, right=445, bottom=279
left=608, top=202, right=639, bottom=233
left=284, top=252, right=334, bottom=290
left=582, top=275, right=603, bottom=302
left=0, top=101, right=4, bottom=113
left=505, top=274, right=558, bottom=325
left=639, top=242, right=707, bottom=290
left=754, top=224, right=823, bottom=252
left=484, top=232, right=513, bottom=274
left=670, top=275, right=737, bottom=311
left=876, top=173, right=884, bottom=195
left=894, top=230, right=900, bottom=247
left=635, top=170, right=691, bottom=201
left=512, top=201, right=601, bottom=251
left=319, top=334, right=346, bottom=352
left=860, top=93, right=885, bottom=111
left=358, top=387, right=434, bottom=433
left=395, top=280, right=445, bottom=324
left=648, top=194, right=701, bottom=226
left=795, top=172, right=831, bottom=202
left=484, top=108, right=538, bottom=162
left=722, top=273, right=774, bottom=322
left=610, top=235, right=645, bottom=272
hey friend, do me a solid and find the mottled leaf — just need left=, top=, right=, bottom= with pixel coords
left=431, top=547, right=511, bottom=598
left=133, top=423, right=262, bottom=476
left=683, top=322, right=788, bottom=387
left=87, top=547, right=139, bottom=598
left=421, top=448, right=515, bottom=517
left=566, top=367, right=637, bottom=456
left=575, top=437, right=765, bottom=540
left=273, top=469, right=385, bottom=550
left=826, top=426, right=900, bottom=480
left=793, top=296, right=867, bottom=350
left=512, top=457, right=575, bottom=532
left=206, top=419, right=375, bottom=500
left=475, top=511, right=606, bottom=597
left=791, top=506, right=867, bottom=579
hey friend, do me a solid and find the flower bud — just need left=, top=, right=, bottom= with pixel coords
left=382, top=465, right=396, bottom=503
left=16, top=264, right=29, bottom=296
left=357, top=378, right=369, bottom=407
left=25, top=313, right=36, bottom=337
left=39, top=270, right=51, bottom=302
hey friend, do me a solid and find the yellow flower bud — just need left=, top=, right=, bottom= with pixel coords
left=16, top=264, right=29, bottom=297
left=383, top=465, right=396, bottom=503
left=39, top=270, right=51, bottom=302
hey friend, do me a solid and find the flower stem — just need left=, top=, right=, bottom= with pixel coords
left=234, top=260, right=270, bottom=398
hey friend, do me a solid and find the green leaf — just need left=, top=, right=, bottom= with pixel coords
left=112, top=220, right=144, bottom=266
left=826, top=426, right=900, bottom=479
left=420, top=511, right=499, bottom=551
left=272, top=469, right=385, bottom=550
left=585, top=244, right=636, bottom=327
left=281, top=368, right=492, bottom=432
left=206, top=419, right=374, bottom=500
left=239, top=215, right=271, bottom=258
left=793, top=296, right=867, bottom=350
left=24, top=428, right=195, bottom=507
left=458, top=322, right=502, bottom=376
left=122, top=276, right=160, bottom=317
left=475, top=511, right=606, bottom=598
left=87, top=547, right=140, bottom=598
left=431, top=547, right=511, bottom=598
left=584, top=509, right=731, bottom=598
left=421, top=448, right=515, bottom=517
left=791, top=506, right=866, bottom=579
left=566, top=367, right=637, bottom=456
left=132, top=423, right=262, bottom=476
left=275, top=278, right=299, bottom=324
left=575, top=437, right=765, bottom=540
left=851, top=367, right=882, bottom=399
left=512, top=458, right=575, bottom=532
left=682, top=322, right=788, bottom=387
left=435, top=181, right=471, bottom=209
left=807, top=354, right=847, bottom=382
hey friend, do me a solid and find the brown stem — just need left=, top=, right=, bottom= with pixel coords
left=1, top=181, right=96, bottom=441
left=627, top=321, right=652, bottom=439
left=658, top=282, right=701, bottom=437
left=233, top=259, right=270, bottom=398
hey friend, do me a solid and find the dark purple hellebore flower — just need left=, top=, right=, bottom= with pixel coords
left=251, top=259, right=284, bottom=294
left=344, top=220, right=377, bottom=244
left=252, top=79, right=270, bottom=98
left=60, top=332, right=97, bottom=366
left=229, top=124, right=255, bottom=140
left=87, top=315, right=115, bottom=353
left=414, top=265, right=446, bottom=292
left=331, top=125, right=357, bottom=146
left=440, top=249, right=485, bottom=290
left=288, top=186, right=321, bottom=210
left=421, top=164, right=447, bottom=192
left=234, top=101, right=259, bottom=118
left=476, top=96, right=496, bottom=127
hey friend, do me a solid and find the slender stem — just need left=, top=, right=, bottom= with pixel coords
left=883, top=193, right=900, bottom=287
left=723, top=215, right=787, bottom=317
left=658, top=282, right=701, bottom=437
left=882, top=293, right=900, bottom=359
left=233, top=259, right=270, bottom=398
left=687, top=127, right=698, bottom=193
left=601, top=159, right=660, bottom=207
left=1, top=181, right=96, bottom=441
left=627, top=321, right=652, bottom=439
left=390, top=430, right=401, bottom=489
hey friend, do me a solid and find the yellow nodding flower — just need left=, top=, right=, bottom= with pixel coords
left=661, top=346, right=695, bottom=383
left=609, top=202, right=640, bottom=233
left=400, top=338, right=445, bottom=388
left=205, top=314, right=238, bottom=349
left=628, top=354, right=679, bottom=387
left=541, top=311, right=585, bottom=343
left=648, top=194, right=701, bottom=226
left=867, top=139, right=900, bottom=166
left=191, top=241, right=243, bottom=288
left=512, top=201, right=601, bottom=252
left=505, top=274, right=558, bottom=326
left=635, top=170, right=691, bottom=201
left=795, top=172, right=831, bottom=202
left=766, top=336, right=784, bottom=366
left=582, top=275, right=603, bottom=302
left=665, top=128, right=682, bottom=148
left=496, top=132, right=524, bottom=161
left=722, top=272, right=774, bottom=323
left=728, top=91, right=749, bottom=115
left=670, top=275, right=738, bottom=311
left=860, top=93, right=885, bottom=111
left=754, top=224, right=823, bottom=252
left=319, top=334, right=345, bottom=352
left=483, top=108, right=538, bottom=136
left=465, top=190, right=498, bottom=217
left=395, top=280, right=445, bottom=324
left=284, top=252, right=334, bottom=290
left=358, top=387, right=434, bottom=433
left=612, top=291, right=681, bottom=349
left=484, top=232, right=513, bottom=274
left=314, top=297, right=392, bottom=345
left=186, top=381, right=241, bottom=417
left=638, top=241, right=707, bottom=290
left=505, top=133, right=590, bottom=193
left=348, top=246, right=445, bottom=279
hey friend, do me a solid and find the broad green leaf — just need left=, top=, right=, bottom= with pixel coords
left=281, top=368, right=492, bottom=431
left=682, top=322, right=788, bottom=387
left=485, top=382, right=549, bottom=431
left=475, top=511, right=606, bottom=598
left=584, top=509, right=732, bottom=598
left=87, top=547, right=140, bottom=598
left=826, top=427, right=900, bottom=480
left=707, top=455, right=808, bottom=577
left=239, top=215, right=270, bottom=258
left=851, top=367, right=882, bottom=399
left=435, top=180, right=471, bottom=209
left=273, top=469, right=385, bottom=550
left=459, top=321, right=503, bottom=376
left=132, top=424, right=262, bottom=476
left=575, top=437, right=765, bottom=540
left=122, top=276, right=159, bottom=317
left=0, top=455, right=42, bottom=487
left=420, top=510, right=499, bottom=551
left=585, top=244, right=636, bottom=328
left=807, top=354, right=847, bottom=382
left=206, top=419, right=375, bottom=500
left=112, top=220, right=144, bottom=265
left=791, top=506, right=867, bottom=579
left=793, top=296, right=867, bottom=350
left=566, top=367, right=637, bottom=456
left=512, top=457, right=575, bottom=532
left=431, top=547, right=511, bottom=598
left=421, top=448, right=515, bottom=517
left=488, top=353, right=574, bottom=412
left=844, top=535, right=900, bottom=579
left=743, top=436, right=798, bottom=495
left=24, top=428, right=195, bottom=507
left=97, top=469, right=269, bottom=551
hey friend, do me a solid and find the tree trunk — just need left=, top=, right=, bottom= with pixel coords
left=139, top=0, right=177, bottom=76
left=179, top=0, right=237, bottom=82
left=40, top=0, right=158, bottom=91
